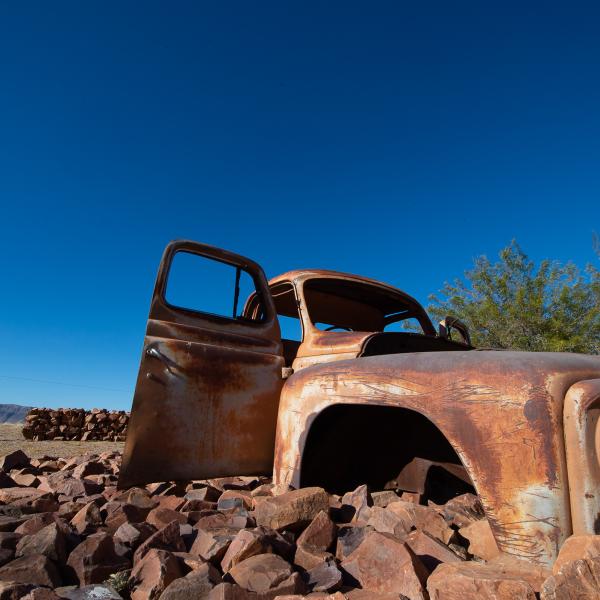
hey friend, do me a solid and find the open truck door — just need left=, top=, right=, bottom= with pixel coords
left=118, top=240, right=284, bottom=488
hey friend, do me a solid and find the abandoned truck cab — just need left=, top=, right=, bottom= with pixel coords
left=119, top=239, right=600, bottom=566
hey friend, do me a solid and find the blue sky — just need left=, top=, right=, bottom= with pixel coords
left=1, top=2, right=599, bottom=410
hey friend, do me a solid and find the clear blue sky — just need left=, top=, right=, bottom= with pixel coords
left=1, top=2, right=599, bottom=410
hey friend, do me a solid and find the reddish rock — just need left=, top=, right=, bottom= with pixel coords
left=129, top=548, right=183, bottom=600
left=297, top=511, right=336, bottom=552
left=218, top=490, right=253, bottom=511
left=228, top=553, right=294, bottom=594
left=335, top=525, right=368, bottom=561
left=11, top=473, right=40, bottom=488
left=371, top=490, right=401, bottom=508
left=39, top=472, right=101, bottom=497
left=459, top=518, right=500, bottom=561
left=367, top=506, right=411, bottom=538
left=15, top=522, right=67, bottom=564
left=405, top=529, right=463, bottom=572
left=72, top=460, right=105, bottom=479
left=0, top=532, right=21, bottom=550
left=295, top=545, right=334, bottom=571
left=57, top=501, right=87, bottom=521
left=441, top=494, right=485, bottom=528
left=0, top=450, right=30, bottom=471
left=191, top=527, right=237, bottom=562
left=305, top=558, right=343, bottom=592
left=0, top=553, right=62, bottom=587
left=487, top=554, right=551, bottom=593
left=114, top=521, right=156, bottom=551
left=341, top=485, right=372, bottom=522
left=427, top=561, right=536, bottom=599
left=70, top=502, right=102, bottom=535
left=104, top=502, right=148, bottom=531
left=207, top=582, right=257, bottom=598
left=161, top=561, right=221, bottom=599
left=133, top=520, right=186, bottom=564
left=552, top=534, right=600, bottom=575
left=146, top=506, right=187, bottom=530
left=541, top=555, right=600, bottom=599
left=254, top=487, right=330, bottom=531
left=0, top=515, right=31, bottom=533
left=221, top=528, right=272, bottom=572
left=14, top=513, right=55, bottom=535
left=66, top=532, right=129, bottom=585
left=341, top=531, right=428, bottom=598
left=157, top=495, right=186, bottom=512
left=114, top=487, right=158, bottom=512
left=387, top=501, right=454, bottom=544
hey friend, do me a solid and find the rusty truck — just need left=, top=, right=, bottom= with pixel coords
left=118, top=239, right=600, bottom=567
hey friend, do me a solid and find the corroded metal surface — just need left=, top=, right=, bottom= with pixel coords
left=118, top=240, right=284, bottom=488
left=273, top=351, right=600, bottom=565
left=563, top=378, right=600, bottom=535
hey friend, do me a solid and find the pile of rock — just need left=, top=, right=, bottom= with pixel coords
left=0, top=448, right=597, bottom=599
left=22, top=408, right=129, bottom=442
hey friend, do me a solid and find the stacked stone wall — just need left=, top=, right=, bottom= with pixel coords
left=22, top=407, right=128, bottom=441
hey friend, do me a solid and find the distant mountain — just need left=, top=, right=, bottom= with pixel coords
left=0, top=404, right=33, bottom=424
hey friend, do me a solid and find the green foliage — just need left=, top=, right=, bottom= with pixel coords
left=429, top=240, right=600, bottom=353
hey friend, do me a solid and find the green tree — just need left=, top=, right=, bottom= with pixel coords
left=429, top=240, right=600, bottom=353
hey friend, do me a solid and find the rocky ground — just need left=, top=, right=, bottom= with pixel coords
left=0, top=448, right=598, bottom=600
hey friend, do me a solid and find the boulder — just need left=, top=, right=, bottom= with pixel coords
left=66, top=532, right=129, bottom=585
left=341, top=531, right=428, bottom=598
left=221, top=528, right=272, bottom=572
left=15, top=522, right=67, bottom=565
left=191, top=527, right=237, bottom=562
left=427, top=561, right=536, bottom=599
left=254, top=487, right=330, bottom=532
left=129, top=548, right=182, bottom=600
left=541, top=555, right=600, bottom=600
left=133, top=520, right=186, bottom=564
left=552, top=534, right=600, bottom=575
left=70, top=502, right=103, bottom=535
left=161, top=562, right=221, bottom=599
left=146, top=506, right=187, bottom=530
left=0, top=450, right=30, bottom=471
left=0, top=553, right=62, bottom=587
left=459, top=519, right=500, bottom=561
left=228, top=553, right=293, bottom=594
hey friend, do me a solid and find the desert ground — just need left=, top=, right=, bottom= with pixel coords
left=0, top=423, right=124, bottom=459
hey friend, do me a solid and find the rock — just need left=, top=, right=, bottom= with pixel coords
left=0, top=514, right=31, bottom=532
left=114, top=487, right=158, bottom=512
left=341, top=531, right=428, bottom=598
left=228, top=553, right=293, bottom=594
left=206, top=582, right=256, bottom=599
left=341, top=485, right=372, bottom=522
left=552, top=534, right=600, bottom=575
left=14, top=513, right=55, bottom=535
left=0, top=581, right=38, bottom=600
left=486, top=554, right=550, bottom=593
left=221, top=528, right=272, bottom=572
left=387, top=501, right=454, bottom=544
left=0, top=450, right=30, bottom=471
left=218, top=491, right=253, bottom=511
left=405, top=530, right=463, bottom=572
left=336, top=525, right=369, bottom=561
left=191, top=527, right=237, bottom=562
left=541, top=556, right=600, bottom=599
left=294, top=545, right=334, bottom=571
left=367, top=506, right=411, bottom=538
left=161, top=562, right=221, bottom=599
left=104, top=502, right=148, bottom=532
left=372, top=490, right=401, bottom=508
left=11, top=473, right=40, bottom=488
left=133, top=520, right=186, bottom=564
left=0, top=488, right=58, bottom=514
left=0, top=472, right=17, bottom=489
left=129, top=548, right=183, bottom=600
left=441, top=494, right=485, bottom=528
left=305, top=558, right=343, bottom=592
left=57, top=585, right=123, bottom=599
left=15, top=522, right=67, bottom=564
left=0, top=553, right=62, bottom=587
left=459, top=519, right=500, bottom=561
left=254, top=487, right=330, bottom=531
left=297, top=511, right=336, bottom=552
left=72, top=460, right=106, bottom=479
left=146, top=506, right=187, bottom=530
left=39, top=472, right=101, bottom=498
left=70, top=502, right=103, bottom=535
left=66, top=532, right=129, bottom=585
left=427, top=561, right=537, bottom=599
left=114, top=522, right=156, bottom=551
